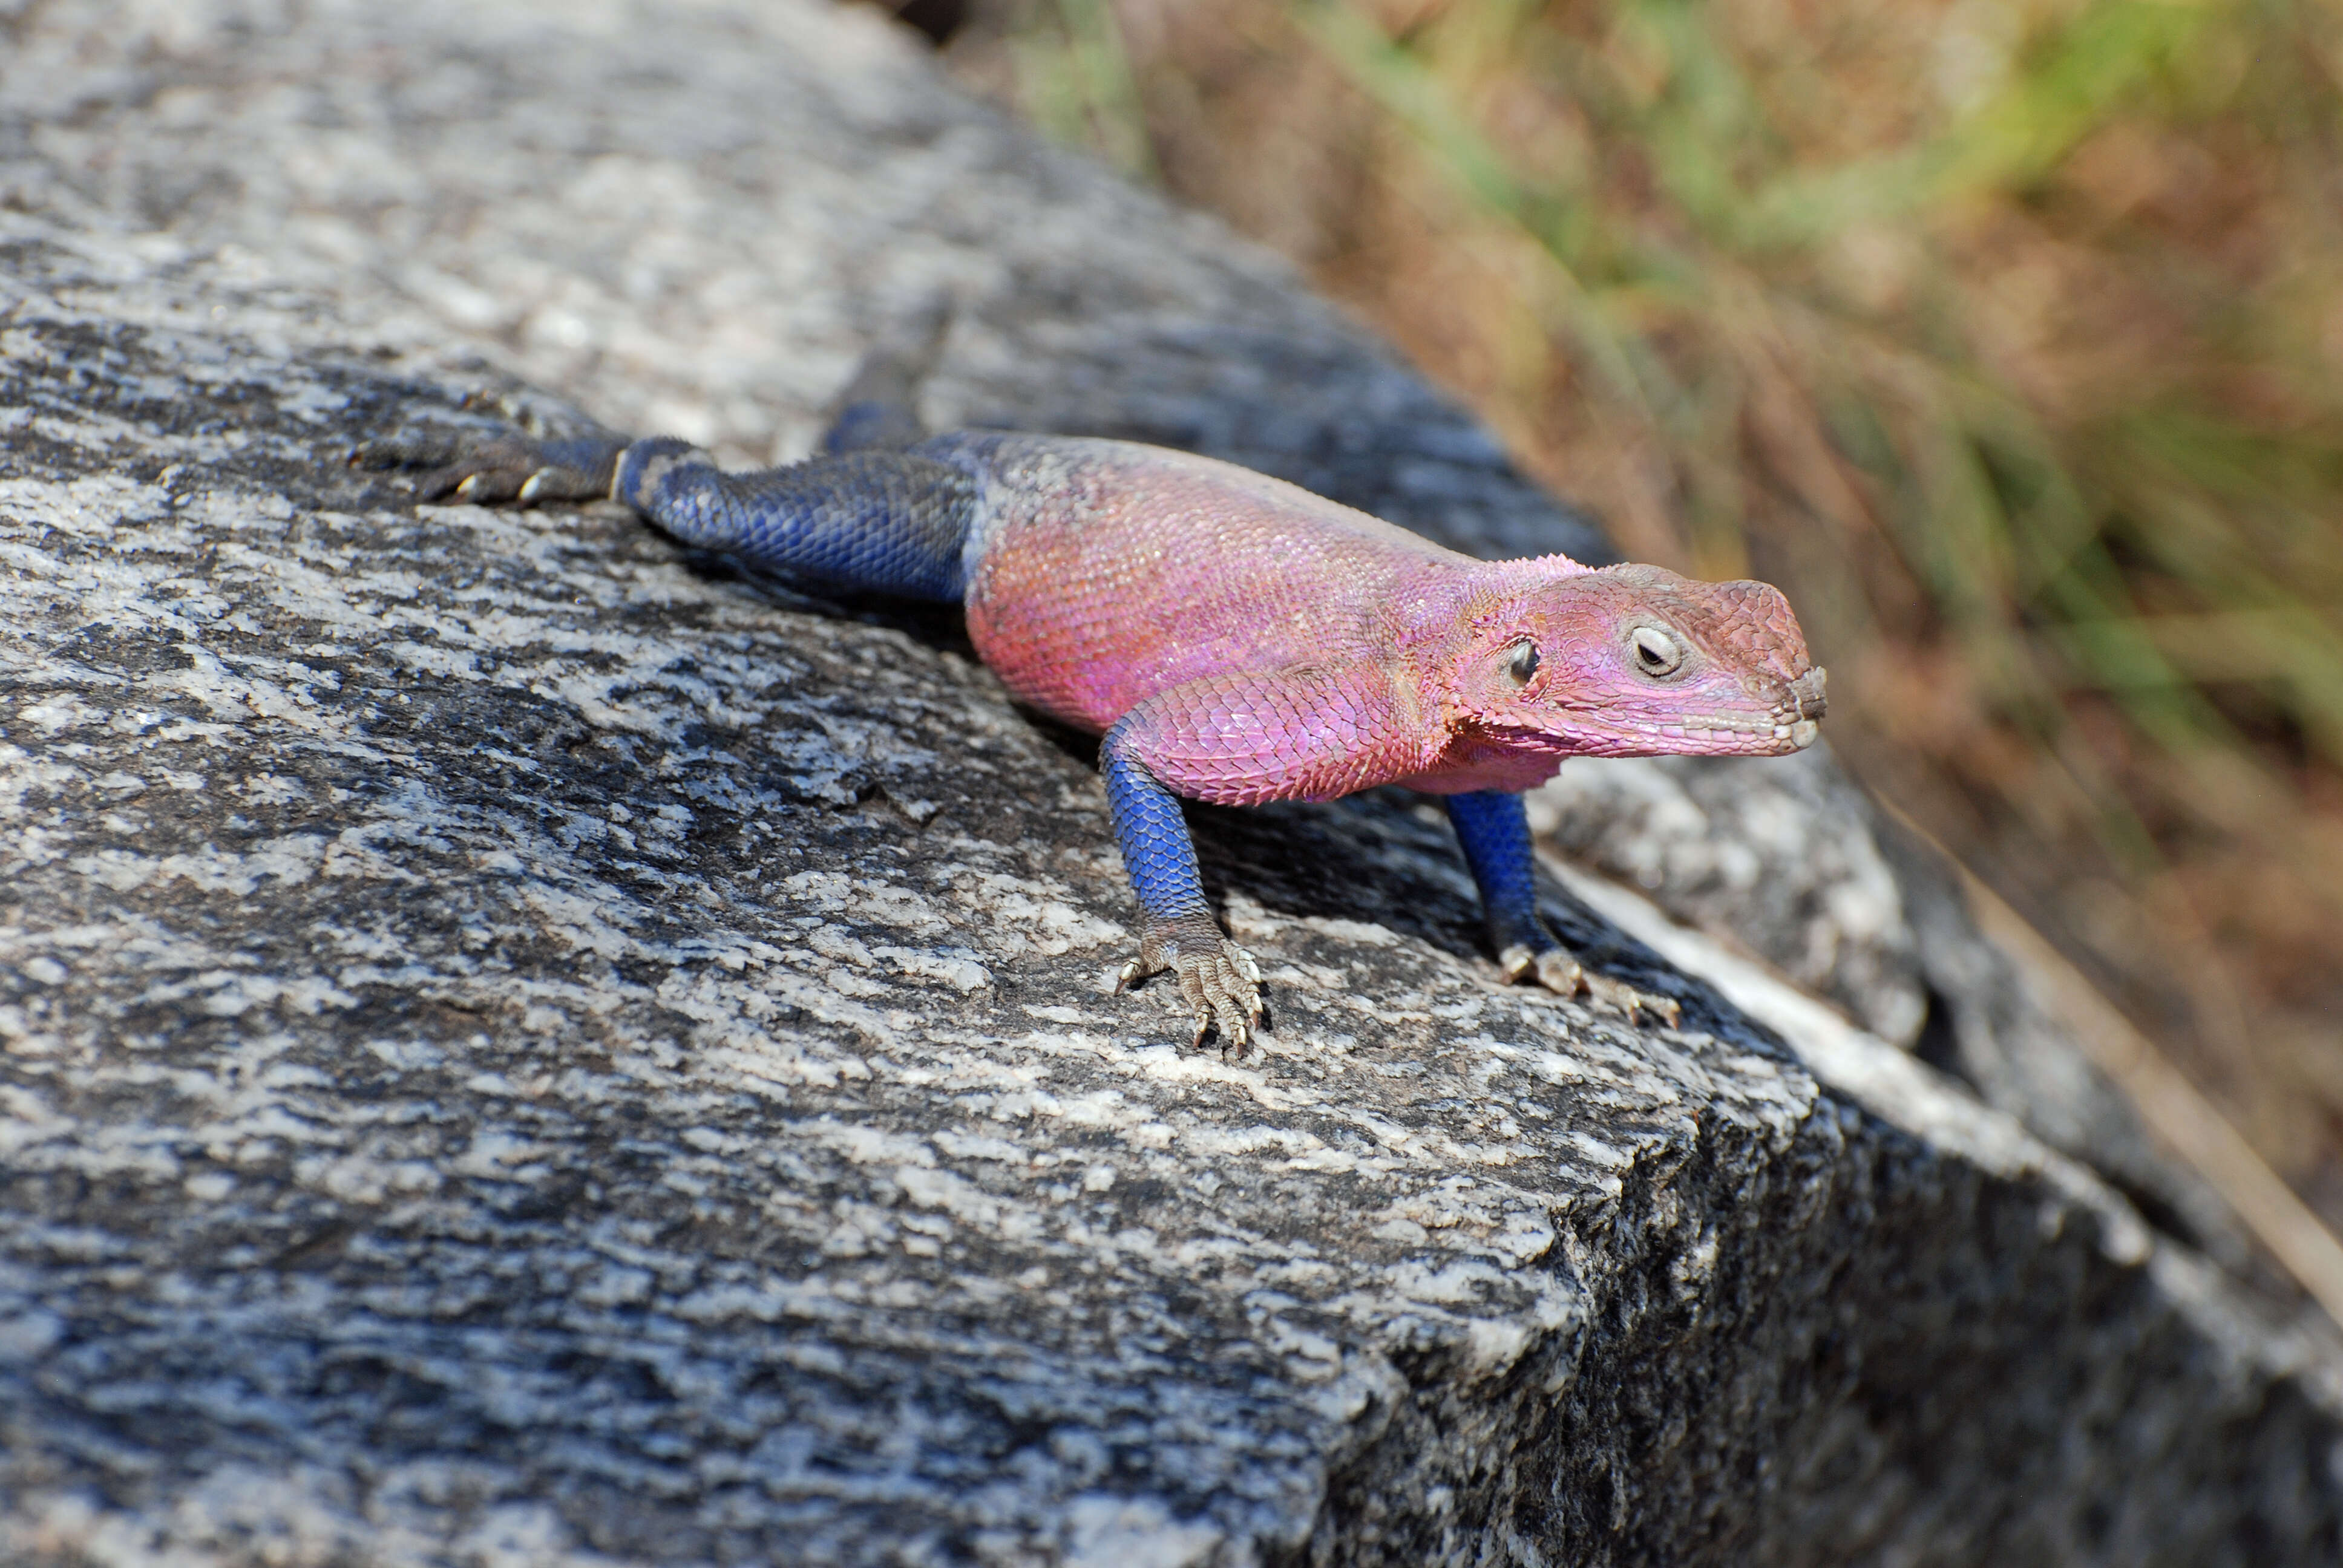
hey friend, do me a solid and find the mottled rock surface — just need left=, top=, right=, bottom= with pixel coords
left=3, top=2, right=2342, bottom=1565
left=1533, top=754, right=2260, bottom=1275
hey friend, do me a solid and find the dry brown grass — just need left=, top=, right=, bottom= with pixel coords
left=942, top=0, right=2343, bottom=1220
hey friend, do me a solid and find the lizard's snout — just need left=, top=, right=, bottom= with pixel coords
left=1790, top=667, right=1827, bottom=722
left=1781, top=667, right=1826, bottom=750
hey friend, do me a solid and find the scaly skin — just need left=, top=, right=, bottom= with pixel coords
left=949, top=434, right=1820, bottom=788
left=360, top=412, right=1825, bottom=1054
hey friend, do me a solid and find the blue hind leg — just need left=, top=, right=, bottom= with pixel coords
left=614, top=439, right=975, bottom=603
left=822, top=299, right=950, bottom=456
left=618, top=306, right=968, bottom=595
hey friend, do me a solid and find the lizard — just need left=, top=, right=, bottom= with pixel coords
left=362, top=364, right=1826, bottom=1053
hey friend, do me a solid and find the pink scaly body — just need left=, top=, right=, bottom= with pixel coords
left=953, top=436, right=1820, bottom=804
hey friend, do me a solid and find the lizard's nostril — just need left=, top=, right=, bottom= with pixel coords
left=1791, top=667, right=1828, bottom=721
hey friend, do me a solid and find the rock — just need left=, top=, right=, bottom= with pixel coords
left=1531, top=752, right=1928, bottom=1048
left=1535, top=754, right=2263, bottom=1278
left=4, top=2, right=2341, bottom=1564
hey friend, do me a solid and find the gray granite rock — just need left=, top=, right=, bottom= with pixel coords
left=4, top=3, right=2342, bottom=1564
left=1531, top=753, right=1928, bottom=1049
left=1532, top=754, right=2266, bottom=1279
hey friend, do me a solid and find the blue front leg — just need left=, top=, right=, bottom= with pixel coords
left=1100, top=720, right=1215, bottom=929
left=1444, top=789, right=1551, bottom=958
left=1445, top=788, right=1681, bottom=1024
left=1100, top=719, right=1263, bottom=1050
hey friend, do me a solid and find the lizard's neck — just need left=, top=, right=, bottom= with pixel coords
left=1381, top=555, right=1595, bottom=791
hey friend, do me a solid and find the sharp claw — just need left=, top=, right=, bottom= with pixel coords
left=1115, top=958, right=1142, bottom=994
left=447, top=463, right=528, bottom=505
left=1533, top=949, right=1584, bottom=996
left=1211, top=991, right=1249, bottom=1055
left=517, top=467, right=551, bottom=504
left=1629, top=988, right=1683, bottom=1028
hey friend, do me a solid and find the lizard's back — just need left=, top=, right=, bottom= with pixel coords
left=931, top=434, right=1459, bottom=733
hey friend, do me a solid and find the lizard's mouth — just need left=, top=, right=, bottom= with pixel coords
left=1478, top=664, right=1827, bottom=756
left=1524, top=664, right=1826, bottom=753
left=1598, top=712, right=1819, bottom=749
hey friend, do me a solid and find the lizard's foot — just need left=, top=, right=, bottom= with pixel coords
left=353, top=429, right=624, bottom=507
left=1499, top=942, right=1682, bottom=1029
left=1118, top=912, right=1263, bottom=1054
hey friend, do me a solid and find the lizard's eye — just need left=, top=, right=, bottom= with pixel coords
left=1504, top=641, right=1541, bottom=688
left=1630, top=626, right=1685, bottom=677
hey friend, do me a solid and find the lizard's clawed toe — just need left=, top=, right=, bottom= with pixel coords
left=454, top=468, right=526, bottom=505
left=1173, top=943, right=1262, bottom=1054
left=1501, top=941, right=1679, bottom=1027
left=1501, top=942, right=1585, bottom=996
left=356, top=428, right=622, bottom=508
left=350, top=434, right=461, bottom=472
left=1125, top=914, right=1263, bottom=1055
left=1581, top=972, right=1683, bottom=1028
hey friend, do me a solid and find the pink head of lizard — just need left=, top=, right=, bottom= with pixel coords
left=1433, top=560, right=1827, bottom=764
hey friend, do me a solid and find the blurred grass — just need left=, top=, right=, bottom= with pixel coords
left=1002, top=0, right=1159, bottom=180
left=947, top=0, right=2343, bottom=1209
